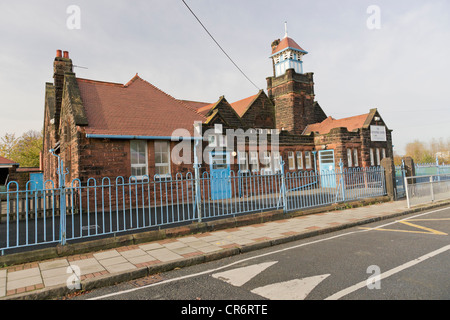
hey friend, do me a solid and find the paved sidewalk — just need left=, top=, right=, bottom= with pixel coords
left=0, top=199, right=446, bottom=300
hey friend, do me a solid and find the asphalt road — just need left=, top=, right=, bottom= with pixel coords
left=69, top=206, right=450, bottom=304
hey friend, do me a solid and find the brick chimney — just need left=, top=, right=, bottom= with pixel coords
left=53, top=49, right=73, bottom=138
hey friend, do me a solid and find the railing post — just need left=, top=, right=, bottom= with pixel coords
left=50, top=149, right=68, bottom=246
left=405, top=175, right=410, bottom=208
left=193, top=123, right=203, bottom=223
left=280, top=159, right=287, bottom=213
left=436, top=156, right=441, bottom=182
left=430, top=176, right=434, bottom=203
left=339, top=159, right=346, bottom=202
left=194, top=163, right=202, bottom=223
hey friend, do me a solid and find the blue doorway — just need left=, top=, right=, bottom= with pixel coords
left=318, top=150, right=336, bottom=188
left=209, top=151, right=231, bottom=200
left=29, top=172, right=44, bottom=190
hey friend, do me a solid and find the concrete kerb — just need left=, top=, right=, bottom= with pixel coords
left=3, top=198, right=450, bottom=300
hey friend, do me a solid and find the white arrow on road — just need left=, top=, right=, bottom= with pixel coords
left=251, top=274, right=330, bottom=300
left=212, top=261, right=278, bottom=287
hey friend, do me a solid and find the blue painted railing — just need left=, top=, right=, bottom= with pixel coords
left=0, top=163, right=386, bottom=254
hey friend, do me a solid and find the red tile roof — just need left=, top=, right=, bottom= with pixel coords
left=77, top=75, right=206, bottom=137
left=0, top=156, right=17, bottom=166
left=303, top=113, right=369, bottom=135
left=272, top=37, right=307, bottom=55
left=196, top=102, right=216, bottom=116
left=230, top=94, right=259, bottom=117
left=178, top=100, right=211, bottom=110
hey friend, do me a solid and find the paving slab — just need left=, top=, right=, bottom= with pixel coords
left=39, top=259, right=69, bottom=271
left=69, top=258, right=105, bottom=276
left=104, top=262, right=137, bottom=274
left=147, top=248, right=183, bottom=262
left=119, top=249, right=148, bottom=259
left=139, top=243, right=164, bottom=251
left=93, top=250, right=121, bottom=260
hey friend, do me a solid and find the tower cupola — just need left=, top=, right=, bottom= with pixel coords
left=270, top=25, right=308, bottom=77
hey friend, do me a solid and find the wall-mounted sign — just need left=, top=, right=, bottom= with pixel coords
left=370, top=125, right=386, bottom=142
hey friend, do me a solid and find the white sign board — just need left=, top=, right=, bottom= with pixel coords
left=370, top=125, right=386, bottom=142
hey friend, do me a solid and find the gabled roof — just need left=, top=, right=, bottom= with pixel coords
left=230, top=93, right=259, bottom=117
left=198, top=96, right=244, bottom=127
left=197, top=102, right=216, bottom=117
left=303, top=113, right=370, bottom=135
left=76, top=74, right=206, bottom=138
left=271, top=37, right=308, bottom=56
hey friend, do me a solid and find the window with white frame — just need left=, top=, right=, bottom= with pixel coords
left=238, top=151, right=249, bottom=173
left=261, top=151, right=272, bottom=174
left=208, top=135, right=216, bottom=147
left=272, top=151, right=281, bottom=173
left=130, top=140, right=148, bottom=178
left=249, top=151, right=259, bottom=173
left=353, top=149, right=359, bottom=167
left=370, top=148, right=375, bottom=166
left=296, top=151, right=303, bottom=170
left=288, top=152, right=296, bottom=170
left=347, top=149, right=353, bottom=167
left=218, top=135, right=227, bottom=147
left=154, top=141, right=171, bottom=177
left=376, top=148, right=381, bottom=166
left=305, top=151, right=312, bottom=169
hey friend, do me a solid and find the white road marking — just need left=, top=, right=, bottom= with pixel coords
left=251, top=274, right=330, bottom=300
left=89, top=206, right=450, bottom=300
left=325, top=244, right=450, bottom=300
left=212, top=261, right=278, bottom=287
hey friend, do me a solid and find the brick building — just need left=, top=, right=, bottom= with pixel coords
left=0, top=156, right=43, bottom=190
left=41, top=33, right=393, bottom=187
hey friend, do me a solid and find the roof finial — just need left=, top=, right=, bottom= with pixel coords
left=284, top=21, right=288, bottom=38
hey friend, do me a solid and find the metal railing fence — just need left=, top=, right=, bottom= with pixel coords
left=405, top=173, right=450, bottom=208
left=0, top=163, right=386, bottom=254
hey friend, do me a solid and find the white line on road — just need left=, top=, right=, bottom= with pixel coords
left=88, top=206, right=450, bottom=300
left=325, top=244, right=450, bottom=300
left=251, top=274, right=330, bottom=300
left=212, top=261, right=278, bottom=287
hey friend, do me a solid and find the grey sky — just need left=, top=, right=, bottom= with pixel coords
left=1, top=0, right=449, bottom=155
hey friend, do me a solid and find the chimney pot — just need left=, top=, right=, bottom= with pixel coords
left=63, top=51, right=69, bottom=58
left=56, top=50, right=62, bottom=58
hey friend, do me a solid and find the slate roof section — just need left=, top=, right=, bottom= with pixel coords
left=76, top=75, right=206, bottom=138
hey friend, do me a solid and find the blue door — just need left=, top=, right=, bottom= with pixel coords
left=319, top=150, right=336, bottom=188
left=210, top=151, right=232, bottom=200
left=29, top=173, right=44, bottom=191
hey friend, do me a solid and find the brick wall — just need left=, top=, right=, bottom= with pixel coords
left=240, top=92, right=276, bottom=129
left=267, top=69, right=316, bottom=135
